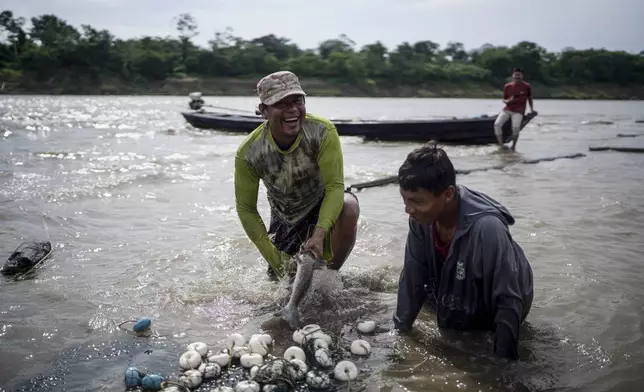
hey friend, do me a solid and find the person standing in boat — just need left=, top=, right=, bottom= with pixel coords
left=393, top=141, right=534, bottom=360
left=493, top=68, right=536, bottom=150
left=234, top=70, right=360, bottom=280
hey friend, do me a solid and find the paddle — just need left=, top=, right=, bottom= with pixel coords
left=509, top=111, right=538, bottom=151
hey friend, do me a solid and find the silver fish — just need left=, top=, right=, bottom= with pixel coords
left=276, top=251, right=326, bottom=328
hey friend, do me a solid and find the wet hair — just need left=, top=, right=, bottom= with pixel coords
left=398, top=141, right=456, bottom=195
left=513, top=67, right=523, bottom=74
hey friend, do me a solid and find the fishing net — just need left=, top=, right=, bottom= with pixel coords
left=253, top=358, right=295, bottom=388
left=209, top=357, right=330, bottom=392
left=295, top=269, right=345, bottom=322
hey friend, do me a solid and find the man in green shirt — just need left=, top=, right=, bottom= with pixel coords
left=234, top=71, right=360, bottom=280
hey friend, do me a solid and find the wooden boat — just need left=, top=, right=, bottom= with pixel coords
left=180, top=94, right=536, bottom=145
left=182, top=110, right=538, bottom=145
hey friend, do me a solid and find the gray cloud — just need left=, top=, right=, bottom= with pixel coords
left=3, top=0, right=642, bottom=52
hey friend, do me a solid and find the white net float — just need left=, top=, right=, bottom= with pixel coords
left=250, top=333, right=273, bottom=345
left=208, top=353, right=231, bottom=367
left=187, top=341, right=208, bottom=357
left=283, top=346, right=306, bottom=362
left=314, top=348, right=334, bottom=368
left=228, top=333, right=247, bottom=349
left=350, top=339, right=371, bottom=356
left=248, top=337, right=269, bottom=356
left=240, top=353, right=264, bottom=368
left=334, top=360, right=358, bottom=381
left=356, top=320, right=376, bottom=334
left=179, top=350, right=202, bottom=370
left=202, top=363, right=221, bottom=379
left=232, top=346, right=251, bottom=359
left=305, top=370, right=330, bottom=389
left=288, top=358, right=308, bottom=381
left=178, top=369, right=202, bottom=389
left=235, top=380, right=261, bottom=392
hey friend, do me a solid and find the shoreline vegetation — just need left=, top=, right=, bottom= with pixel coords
left=1, top=10, right=643, bottom=100
left=6, top=77, right=644, bottom=100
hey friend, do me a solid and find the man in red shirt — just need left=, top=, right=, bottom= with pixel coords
left=493, top=68, right=536, bottom=150
left=393, top=141, right=534, bottom=360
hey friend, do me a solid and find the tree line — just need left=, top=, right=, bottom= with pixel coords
left=1, top=10, right=643, bottom=92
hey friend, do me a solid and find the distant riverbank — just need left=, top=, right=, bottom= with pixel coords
left=2, top=76, right=643, bottom=100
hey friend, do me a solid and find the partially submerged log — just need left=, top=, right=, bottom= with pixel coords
left=589, top=146, right=644, bottom=153
left=581, top=120, right=614, bottom=125
left=346, top=153, right=586, bottom=191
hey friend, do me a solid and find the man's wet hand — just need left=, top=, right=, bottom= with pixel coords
left=302, top=228, right=325, bottom=260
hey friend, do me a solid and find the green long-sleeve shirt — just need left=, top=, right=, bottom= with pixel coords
left=234, top=113, right=345, bottom=272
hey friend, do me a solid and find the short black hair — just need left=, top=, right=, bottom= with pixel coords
left=398, top=141, right=456, bottom=196
left=512, top=67, right=523, bottom=74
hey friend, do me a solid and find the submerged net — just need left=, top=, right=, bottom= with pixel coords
left=296, top=268, right=388, bottom=333
left=198, top=360, right=333, bottom=392
left=8, top=266, right=393, bottom=391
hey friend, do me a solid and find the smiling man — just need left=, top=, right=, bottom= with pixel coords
left=392, top=141, right=534, bottom=360
left=234, top=71, right=359, bottom=280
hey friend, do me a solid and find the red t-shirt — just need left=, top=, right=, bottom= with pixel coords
left=503, top=81, right=531, bottom=114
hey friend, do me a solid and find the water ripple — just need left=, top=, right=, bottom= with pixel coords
left=1, top=96, right=643, bottom=391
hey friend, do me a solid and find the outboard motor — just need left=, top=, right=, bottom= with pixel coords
left=188, top=92, right=205, bottom=111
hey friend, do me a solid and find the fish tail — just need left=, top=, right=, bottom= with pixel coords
left=278, top=304, right=301, bottom=329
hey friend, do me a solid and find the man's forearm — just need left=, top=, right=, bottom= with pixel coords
left=236, top=207, right=282, bottom=272
left=234, top=154, right=283, bottom=272
left=493, top=308, right=521, bottom=360
left=316, top=124, right=345, bottom=232
left=393, top=219, right=430, bottom=334
left=316, top=185, right=344, bottom=232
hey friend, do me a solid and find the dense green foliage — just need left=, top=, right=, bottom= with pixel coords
left=1, top=10, right=643, bottom=94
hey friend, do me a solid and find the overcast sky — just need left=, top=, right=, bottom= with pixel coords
left=4, top=0, right=643, bottom=53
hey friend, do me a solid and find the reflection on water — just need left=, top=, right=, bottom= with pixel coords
left=1, top=96, right=644, bottom=391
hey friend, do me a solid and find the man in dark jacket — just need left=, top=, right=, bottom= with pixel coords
left=393, top=141, right=534, bottom=360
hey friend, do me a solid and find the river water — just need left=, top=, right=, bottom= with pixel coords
left=1, top=95, right=643, bottom=392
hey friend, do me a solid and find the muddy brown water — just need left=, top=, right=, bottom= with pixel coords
left=1, top=96, right=643, bottom=391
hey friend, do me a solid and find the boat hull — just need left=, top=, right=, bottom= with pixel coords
left=181, top=111, right=531, bottom=145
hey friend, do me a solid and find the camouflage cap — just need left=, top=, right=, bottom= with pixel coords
left=256, top=71, right=306, bottom=106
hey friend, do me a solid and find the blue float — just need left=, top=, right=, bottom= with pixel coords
left=124, top=367, right=142, bottom=388
left=133, top=317, right=152, bottom=332
left=141, top=374, right=164, bottom=390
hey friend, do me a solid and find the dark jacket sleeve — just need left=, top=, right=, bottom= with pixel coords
left=393, top=218, right=430, bottom=332
left=477, top=216, right=526, bottom=360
